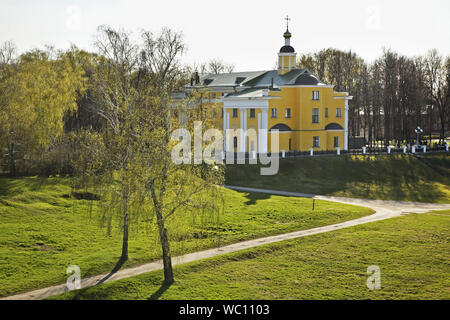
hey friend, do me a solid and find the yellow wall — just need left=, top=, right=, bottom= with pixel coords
left=278, top=55, right=296, bottom=75
left=200, top=85, right=347, bottom=152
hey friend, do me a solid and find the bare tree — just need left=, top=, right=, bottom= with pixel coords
left=0, top=41, right=17, bottom=66
left=425, top=50, right=448, bottom=143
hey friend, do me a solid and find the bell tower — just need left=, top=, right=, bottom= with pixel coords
left=278, top=15, right=297, bottom=75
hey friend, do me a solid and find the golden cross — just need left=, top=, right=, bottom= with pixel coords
left=285, top=15, right=290, bottom=29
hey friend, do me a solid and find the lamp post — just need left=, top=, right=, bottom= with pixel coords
left=415, top=126, right=423, bottom=146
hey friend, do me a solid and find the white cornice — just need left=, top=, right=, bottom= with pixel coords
left=279, top=85, right=334, bottom=88
left=223, top=99, right=270, bottom=109
left=333, top=96, right=353, bottom=100
left=222, top=96, right=280, bottom=102
left=278, top=52, right=297, bottom=57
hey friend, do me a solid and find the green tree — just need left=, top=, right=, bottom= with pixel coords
left=136, top=28, right=224, bottom=285
left=80, top=26, right=143, bottom=262
left=0, top=44, right=86, bottom=176
left=79, top=26, right=224, bottom=284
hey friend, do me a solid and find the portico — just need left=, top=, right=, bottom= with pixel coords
left=222, top=94, right=273, bottom=154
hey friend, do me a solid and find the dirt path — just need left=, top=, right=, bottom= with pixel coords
left=3, top=186, right=449, bottom=300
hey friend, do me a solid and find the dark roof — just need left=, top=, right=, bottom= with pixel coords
left=196, top=71, right=267, bottom=87
left=294, top=72, right=322, bottom=85
left=185, top=69, right=327, bottom=89
left=243, top=69, right=308, bottom=87
left=325, top=123, right=344, bottom=130
left=279, top=45, right=295, bottom=53
left=269, top=123, right=292, bottom=132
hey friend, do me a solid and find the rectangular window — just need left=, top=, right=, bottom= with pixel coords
left=334, top=136, right=339, bottom=148
left=271, top=108, right=277, bottom=118
left=313, top=136, right=320, bottom=148
left=312, top=91, right=320, bottom=100
left=221, top=108, right=224, bottom=118
left=325, top=108, right=328, bottom=118
left=249, top=108, right=255, bottom=118
left=336, top=108, right=342, bottom=118
left=232, top=108, right=238, bottom=118
left=233, top=136, right=238, bottom=148
left=312, top=108, right=319, bottom=123
left=285, top=108, right=291, bottom=118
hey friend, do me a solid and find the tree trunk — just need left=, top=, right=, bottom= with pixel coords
left=8, top=143, right=16, bottom=177
left=121, top=196, right=129, bottom=261
left=157, top=218, right=174, bottom=285
left=438, top=105, right=446, bottom=144
left=429, top=106, right=433, bottom=147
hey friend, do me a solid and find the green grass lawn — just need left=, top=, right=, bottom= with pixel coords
left=53, top=211, right=450, bottom=300
left=226, top=154, right=450, bottom=203
left=0, top=176, right=373, bottom=297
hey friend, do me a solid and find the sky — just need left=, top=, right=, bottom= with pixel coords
left=1, top=0, right=449, bottom=71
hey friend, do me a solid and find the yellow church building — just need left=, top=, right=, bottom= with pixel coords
left=185, top=22, right=352, bottom=154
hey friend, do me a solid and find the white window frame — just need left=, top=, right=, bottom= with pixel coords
left=313, top=136, right=320, bottom=148
left=334, top=136, right=339, bottom=148
left=285, top=108, right=291, bottom=118
left=312, top=91, right=320, bottom=100
left=312, top=108, right=319, bottom=123
left=271, top=108, right=277, bottom=118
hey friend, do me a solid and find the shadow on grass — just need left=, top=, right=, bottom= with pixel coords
left=243, top=192, right=271, bottom=205
left=147, top=282, right=172, bottom=300
left=96, top=257, right=127, bottom=285
left=226, top=154, right=450, bottom=203
left=0, top=176, right=59, bottom=197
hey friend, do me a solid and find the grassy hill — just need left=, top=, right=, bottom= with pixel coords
left=0, top=176, right=373, bottom=297
left=53, top=210, right=450, bottom=300
left=226, top=154, right=450, bottom=203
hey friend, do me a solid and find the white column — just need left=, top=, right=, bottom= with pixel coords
left=344, top=98, right=349, bottom=150
left=244, top=108, right=247, bottom=151
left=240, top=109, right=246, bottom=152
left=261, top=109, right=268, bottom=154
left=257, top=113, right=261, bottom=153
left=226, top=112, right=230, bottom=152
left=223, top=108, right=227, bottom=152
